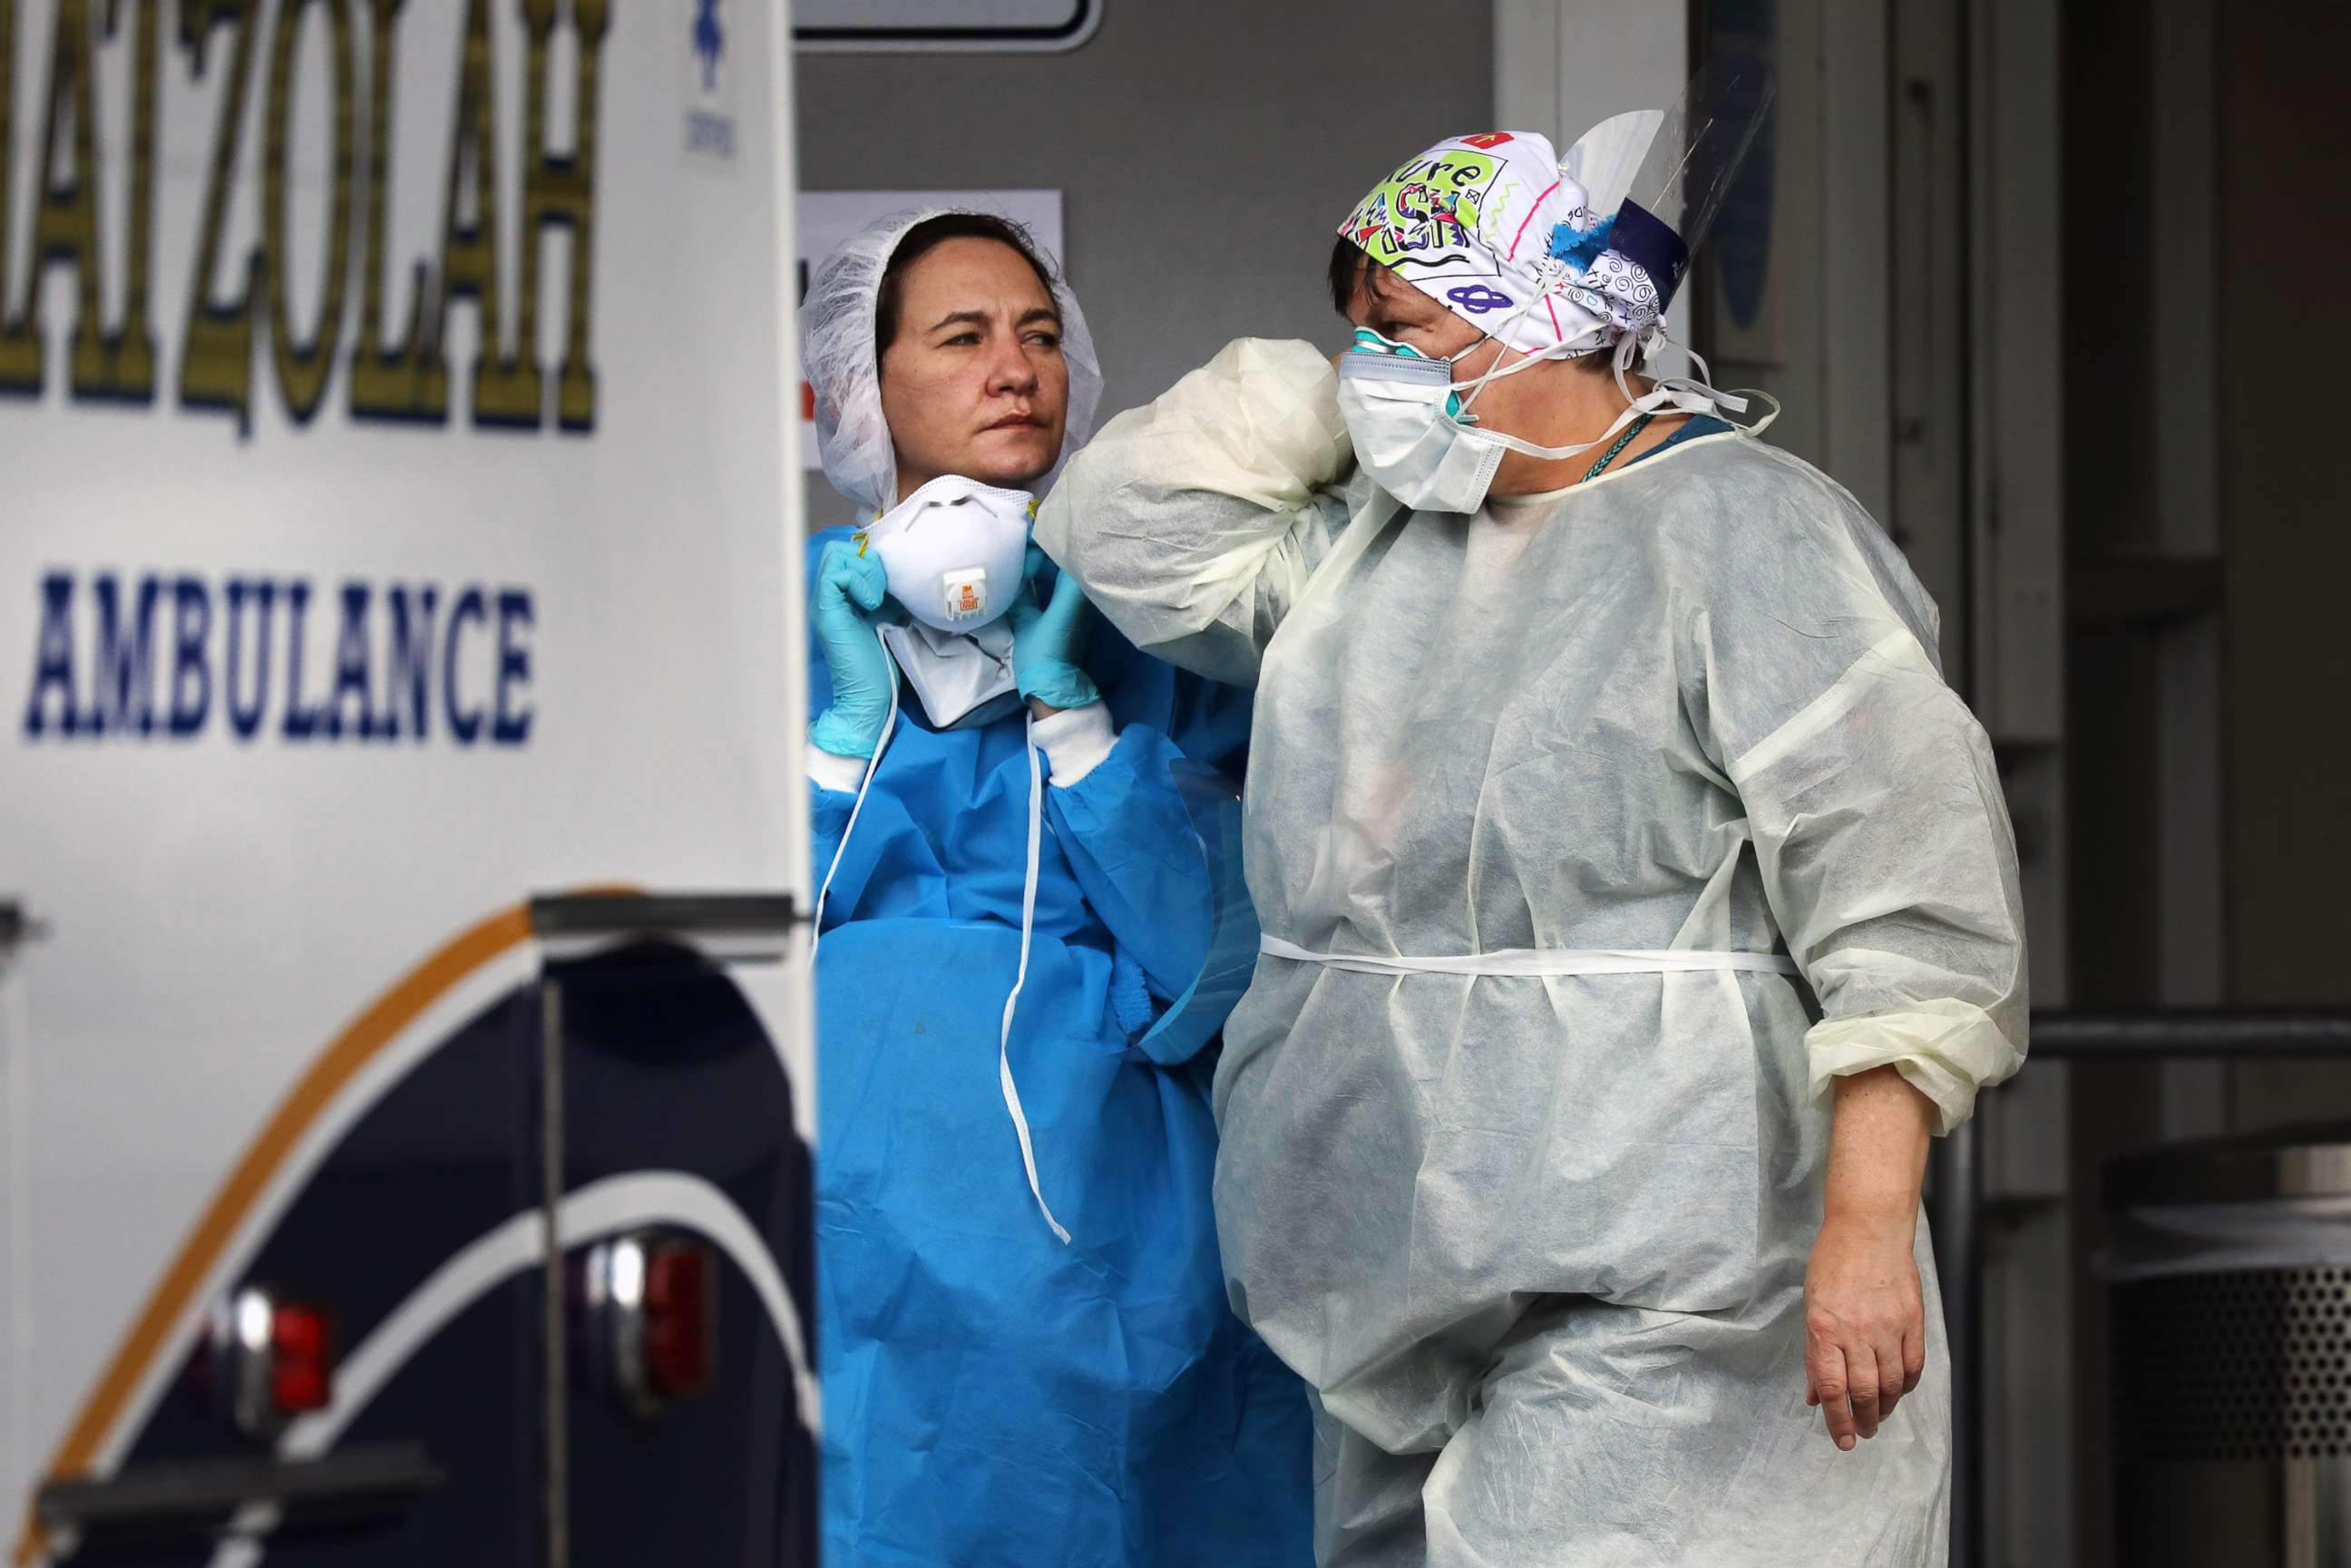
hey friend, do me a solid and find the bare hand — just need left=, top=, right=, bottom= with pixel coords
left=1803, top=1212, right=1926, bottom=1450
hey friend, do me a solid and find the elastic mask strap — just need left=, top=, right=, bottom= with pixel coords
left=810, top=629, right=901, bottom=964
left=1617, top=332, right=1751, bottom=418
left=1635, top=331, right=1783, bottom=437
left=999, top=713, right=1071, bottom=1244
left=1609, top=326, right=1648, bottom=402
left=1469, top=324, right=1761, bottom=463
left=1454, top=344, right=1568, bottom=421
left=1729, top=385, right=1783, bottom=437
left=1450, top=285, right=1570, bottom=420
left=1472, top=387, right=1665, bottom=462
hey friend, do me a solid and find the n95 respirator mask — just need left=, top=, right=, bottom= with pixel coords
left=857, top=475, right=1037, bottom=632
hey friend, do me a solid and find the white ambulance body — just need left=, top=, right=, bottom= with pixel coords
left=0, top=0, right=815, bottom=1562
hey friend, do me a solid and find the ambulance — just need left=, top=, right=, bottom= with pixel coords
left=1, top=0, right=815, bottom=1563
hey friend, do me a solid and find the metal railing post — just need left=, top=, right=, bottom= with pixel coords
left=1932, top=1112, right=1985, bottom=1568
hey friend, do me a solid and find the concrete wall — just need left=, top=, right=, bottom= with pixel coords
left=794, top=4, right=1495, bottom=515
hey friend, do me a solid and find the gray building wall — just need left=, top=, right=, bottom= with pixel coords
left=794, top=3, right=1495, bottom=502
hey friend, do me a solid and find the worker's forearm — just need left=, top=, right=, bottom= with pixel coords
left=1822, top=1066, right=1935, bottom=1231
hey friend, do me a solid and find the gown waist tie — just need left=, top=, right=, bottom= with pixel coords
left=1258, top=935, right=1800, bottom=978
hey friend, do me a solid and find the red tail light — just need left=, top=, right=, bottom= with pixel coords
left=206, top=1286, right=336, bottom=1438
left=270, top=1301, right=334, bottom=1414
left=581, top=1231, right=717, bottom=1415
left=642, top=1244, right=714, bottom=1399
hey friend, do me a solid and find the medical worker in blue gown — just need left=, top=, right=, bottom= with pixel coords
left=797, top=207, right=1313, bottom=1567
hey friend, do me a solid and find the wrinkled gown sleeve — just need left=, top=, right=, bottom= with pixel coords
left=1686, top=492, right=2030, bottom=1135
left=1035, top=337, right=1356, bottom=686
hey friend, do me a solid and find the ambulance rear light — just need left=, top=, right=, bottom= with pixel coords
left=206, top=1285, right=335, bottom=1439
left=271, top=1300, right=334, bottom=1415
left=580, top=1230, right=717, bottom=1416
left=642, top=1242, right=715, bottom=1400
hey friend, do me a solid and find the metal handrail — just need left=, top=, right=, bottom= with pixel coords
left=2027, top=1011, right=2351, bottom=1060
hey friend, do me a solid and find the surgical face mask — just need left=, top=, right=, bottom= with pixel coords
left=1336, top=334, right=1508, bottom=515
left=858, top=474, right=1036, bottom=632
left=1336, top=320, right=1752, bottom=514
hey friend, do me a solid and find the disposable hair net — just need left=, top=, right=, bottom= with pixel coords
left=801, top=207, right=1104, bottom=514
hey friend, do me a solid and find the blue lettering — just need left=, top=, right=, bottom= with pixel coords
left=385, top=584, right=437, bottom=742
left=493, top=589, right=533, bottom=745
left=85, top=575, right=161, bottom=736
left=279, top=581, right=322, bottom=740
left=327, top=582, right=377, bottom=741
left=444, top=588, right=487, bottom=745
left=168, top=578, right=212, bottom=737
left=224, top=579, right=276, bottom=741
left=22, top=571, right=540, bottom=749
left=22, top=573, right=79, bottom=738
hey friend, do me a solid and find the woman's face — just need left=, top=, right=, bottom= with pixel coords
left=878, top=237, right=1070, bottom=502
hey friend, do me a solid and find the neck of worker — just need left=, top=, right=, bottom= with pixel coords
left=1482, top=355, right=1655, bottom=497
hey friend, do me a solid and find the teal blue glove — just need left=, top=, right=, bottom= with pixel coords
left=1010, top=546, right=1102, bottom=711
left=809, top=539, right=897, bottom=758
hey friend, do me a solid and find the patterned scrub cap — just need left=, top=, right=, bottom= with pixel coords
left=1335, top=96, right=1739, bottom=362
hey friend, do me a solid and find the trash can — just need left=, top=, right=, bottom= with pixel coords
left=2108, top=1126, right=2351, bottom=1566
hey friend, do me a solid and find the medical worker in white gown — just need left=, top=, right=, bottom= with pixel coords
left=1035, top=102, right=2027, bottom=1568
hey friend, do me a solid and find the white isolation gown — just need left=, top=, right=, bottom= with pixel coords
left=1035, top=337, right=2027, bottom=1567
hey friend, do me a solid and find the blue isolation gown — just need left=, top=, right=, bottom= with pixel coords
left=805, top=529, right=1313, bottom=1567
